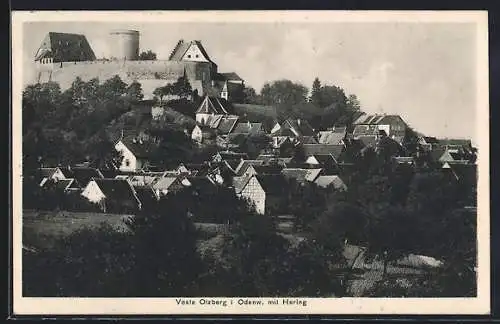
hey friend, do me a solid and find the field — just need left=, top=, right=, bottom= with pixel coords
left=22, top=210, right=133, bottom=249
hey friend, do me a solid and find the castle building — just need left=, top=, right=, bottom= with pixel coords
left=32, top=30, right=244, bottom=100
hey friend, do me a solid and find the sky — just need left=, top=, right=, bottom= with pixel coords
left=22, top=21, right=479, bottom=143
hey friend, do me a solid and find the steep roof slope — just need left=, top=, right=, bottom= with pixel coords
left=35, top=32, right=96, bottom=62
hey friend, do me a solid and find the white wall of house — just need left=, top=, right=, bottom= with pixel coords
left=191, top=125, right=203, bottom=143
left=115, top=141, right=140, bottom=172
left=305, top=156, right=320, bottom=165
left=220, top=82, right=229, bottom=100
left=196, top=113, right=212, bottom=125
left=270, top=122, right=281, bottom=135
left=377, top=124, right=391, bottom=136
left=240, top=176, right=266, bottom=215
left=81, top=180, right=105, bottom=203
left=182, top=43, right=210, bottom=62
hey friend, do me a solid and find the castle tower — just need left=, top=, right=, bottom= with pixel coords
left=109, top=29, right=140, bottom=61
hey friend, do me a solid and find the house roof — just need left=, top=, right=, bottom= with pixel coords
left=357, top=135, right=378, bottom=148
left=353, top=124, right=379, bottom=136
left=235, top=160, right=265, bottom=176
left=119, top=135, right=158, bottom=159
left=216, top=116, right=239, bottom=134
left=302, top=144, right=344, bottom=159
left=34, top=32, right=96, bottom=62
left=232, top=175, right=252, bottom=194
left=421, top=136, right=440, bottom=144
left=40, top=167, right=61, bottom=178
left=281, top=168, right=309, bottom=183
left=354, top=113, right=406, bottom=126
left=317, top=131, right=346, bottom=145
left=134, top=186, right=159, bottom=205
left=314, top=175, right=347, bottom=190
left=449, top=163, right=477, bottom=184
left=186, top=176, right=217, bottom=192
left=430, top=147, right=447, bottom=162
left=92, top=179, right=141, bottom=207
left=438, top=138, right=473, bottom=148
left=152, top=176, right=181, bottom=191
left=282, top=118, right=315, bottom=137
left=231, top=122, right=263, bottom=135
left=64, top=167, right=104, bottom=186
left=218, top=72, right=244, bottom=82
left=168, top=40, right=215, bottom=65
left=128, top=175, right=159, bottom=187
left=299, top=136, right=318, bottom=144
left=307, top=154, right=336, bottom=165
left=281, top=168, right=322, bottom=183
left=255, top=174, right=289, bottom=195
left=42, top=178, right=75, bottom=191
left=196, top=96, right=233, bottom=115
left=253, top=165, right=284, bottom=175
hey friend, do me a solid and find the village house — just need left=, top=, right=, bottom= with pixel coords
left=151, top=175, right=186, bottom=197
left=317, top=129, right=347, bottom=145
left=114, top=133, right=157, bottom=172
left=81, top=178, right=142, bottom=213
left=195, top=95, right=234, bottom=125
left=212, top=72, right=245, bottom=101
left=281, top=168, right=323, bottom=184
left=63, top=166, right=105, bottom=187
left=212, top=151, right=248, bottom=163
left=353, top=113, right=408, bottom=138
left=191, top=124, right=217, bottom=145
left=314, top=175, right=348, bottom=191
left=232, top=174, right=288, bottom=215
left=38, top=167, right=67, bottom=185
left=270, top=118, right=315, bottom=138
left=40, top=177, right=81, bottom=193
left=230, top=121, right=265, bottom=136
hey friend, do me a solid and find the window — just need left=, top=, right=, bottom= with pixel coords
left=187, top=55, right=191, bottom=58
left=195, top=54, right=199, bottom=58
left=125, top=159, right=130, bottom=167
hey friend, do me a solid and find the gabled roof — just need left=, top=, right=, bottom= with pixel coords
left=152, top=176, right=182, bottom=191
left=196, top=96, right=234, bottom=115
left=354, top=113, right=406, bottom=126
left=64, top=167, right=104, bottom=186
left=216, top=116, right=239, bottom=134
left=40, top=167, right=62, bottom=178
left=353, top=124, right=379, bottom=136
left=35, top=32, right=96, bottom=62
left=299, top=136, right=318, bottom=144
left=92, top=179, right=141, bottom=208
left=255, top=174, right=289, bottom=195
left=307, top=154, right=336, bottom=166
left=134, top=186, right=160, bottom=204
left=448, top=163, right=477, bottom=184
left=219, top=72, right=244, bottom=82
left=317, top=131, right=346, bottom=145
left=438, top=138, right=473, bottom=148
left=41, top=178, right=76, bottom=191
left=214, top=151, right=248, bottom=161
left=168, top=40, right=215, bottom=64
left=281, top=168, right=322, bottom=183
left=119, top=135, right=158, bottom=159
left=282, top=118, right=315, bottom=137
left=235, top=160, right=265, bottom=176
left=253, top=164, right=284, bottom=175
left=302, top=144, right=344, bottom=160
left=230, top=122, right=264, bottom=135
left=232, top=175, right=252, bottom=194
left=314, top=175, right=347, bottom=190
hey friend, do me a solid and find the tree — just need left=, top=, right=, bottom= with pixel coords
left=126, top=81, right=144, bottom=101
left=99, top=75, right=127, bottom=98
left=242, top=86, right=260, bottom=104
left=138, top=50, right=157, bottom=60
left=310, top=77, right=322, bottom=106
left=172, top=75, right=193, bottom=100
left=260, top=80, right=308, bottom=106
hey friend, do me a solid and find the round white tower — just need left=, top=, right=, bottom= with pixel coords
left=109, top=29, right=140, bottom=61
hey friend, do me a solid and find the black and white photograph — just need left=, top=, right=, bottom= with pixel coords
left=11, top=11, right=489, bottom=315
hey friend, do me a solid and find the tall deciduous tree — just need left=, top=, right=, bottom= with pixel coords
left=310, top=77, right=322, bottom=106
left=260, top=80, right=308, bottom=106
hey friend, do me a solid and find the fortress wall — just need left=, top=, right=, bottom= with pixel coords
left=34, top=60, right=215, bottom=92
